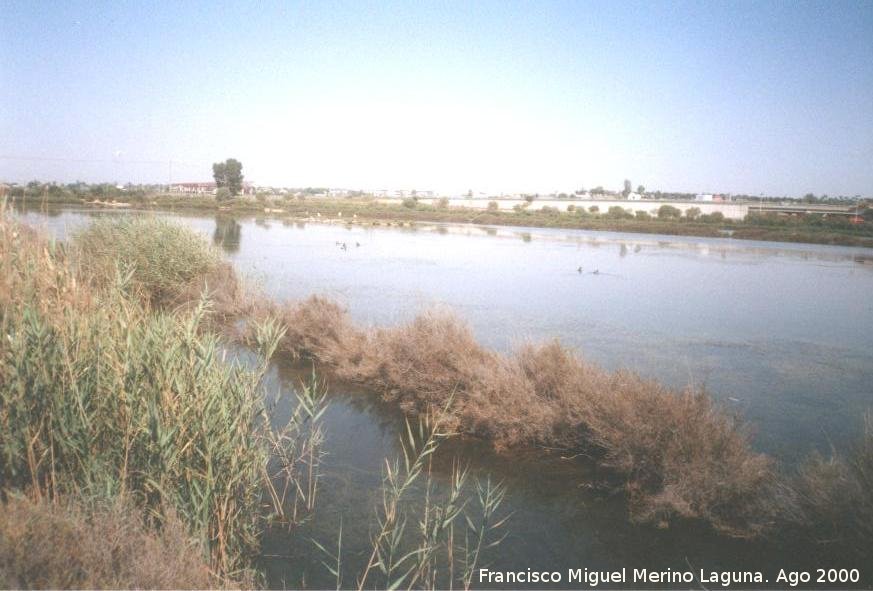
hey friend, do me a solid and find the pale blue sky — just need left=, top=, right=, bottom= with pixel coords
left=2, top=1, right=872, bottom=196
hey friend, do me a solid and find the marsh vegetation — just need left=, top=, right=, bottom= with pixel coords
left=1, top=211, right=871, bottom=587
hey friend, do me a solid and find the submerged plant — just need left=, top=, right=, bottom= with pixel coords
left=313, top=397, right=510, bottom=591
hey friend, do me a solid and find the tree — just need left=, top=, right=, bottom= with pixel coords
left=637, top=185, right=645, bottom=195
left=212, top=162, right=226, bottom=188
left=213, top=158, right=244, bottom=196
left=607, top=205, right=633, bottom=219
left=622, top=179, right=632, bottom=199
left=685, top=207, right=701, bottom=220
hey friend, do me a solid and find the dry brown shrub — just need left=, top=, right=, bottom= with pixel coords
left=508, top=341, right=776, bottom=535
left=0, top=494, right=241, bottom=589
left=352, top=310, right=494, bottom=407
left=270, top=303, right=780, bottom=535
left=276, top=295, right=367, bottom=367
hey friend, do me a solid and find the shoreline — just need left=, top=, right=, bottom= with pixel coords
left=10, top=194, right=873, bottom=249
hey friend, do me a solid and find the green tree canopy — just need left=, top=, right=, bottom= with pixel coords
left=212, top=158, right=244, bottom=196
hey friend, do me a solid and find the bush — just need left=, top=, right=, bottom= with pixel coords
left=589, top=205, right=599, bottom=213
left=567, top=204, right=576, bottom=212
left=402, top=196, right=418, bottom=208
left=487, top=200, right=499, bottom=212
left=685, top=206, right=701, bottom=220
left=657, top=204, right=682, bottom=219
left=606, top=205, right=634, bottom=219
left=635, top=210, right=651, bottom=220
left=435, top=197, right=450, bottom=209
left=216, top=187, right=232, bottom=202
left=74, top=217, right=231, bottom=308
left=540, top=205, right=560, bottom=215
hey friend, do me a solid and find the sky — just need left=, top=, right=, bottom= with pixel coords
left=1, top=1, right=872, bottom=197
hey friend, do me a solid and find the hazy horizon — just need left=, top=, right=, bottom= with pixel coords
left=2, top=1, right=872, bottom=197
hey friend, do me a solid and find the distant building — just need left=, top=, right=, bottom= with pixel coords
left=627, top=192, right=642, bottom=201
left=695, top=193, right=714, bottom=202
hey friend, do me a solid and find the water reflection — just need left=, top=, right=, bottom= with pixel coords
left=213, top=215, right=241, bottom=253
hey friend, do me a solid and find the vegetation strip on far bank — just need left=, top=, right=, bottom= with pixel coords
left=11, top=190, right=873, bottom=248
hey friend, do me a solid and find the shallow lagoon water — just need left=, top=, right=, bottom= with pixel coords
left=16, top=205, right=873, bottom=587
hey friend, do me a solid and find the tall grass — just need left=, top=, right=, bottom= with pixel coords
left=0, top=212, right=327, bottom=579
left=314, top=401, right=510, bottom=591
left=790, top=413, right=873, bottom=555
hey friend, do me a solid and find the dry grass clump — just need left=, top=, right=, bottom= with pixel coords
left=0, top=494, right=235, bottom=589
left=274, top=295, right=367, bottom=367
left=790, top=413, right=873, bottom=554
left=275, top=301, right=776, bottom=535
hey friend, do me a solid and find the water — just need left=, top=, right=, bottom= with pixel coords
left=14, top=204, right=873, bottom=587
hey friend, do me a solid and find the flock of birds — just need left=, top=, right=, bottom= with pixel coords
left=333, top=240, right=605, bottom=276
left=335, top=241, right=361, bottom=251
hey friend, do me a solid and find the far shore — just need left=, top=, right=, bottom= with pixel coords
left=10, top=193, right=873, bottom=249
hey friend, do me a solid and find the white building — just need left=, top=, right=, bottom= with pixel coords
left=695, top=193, right=714, bottom=202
